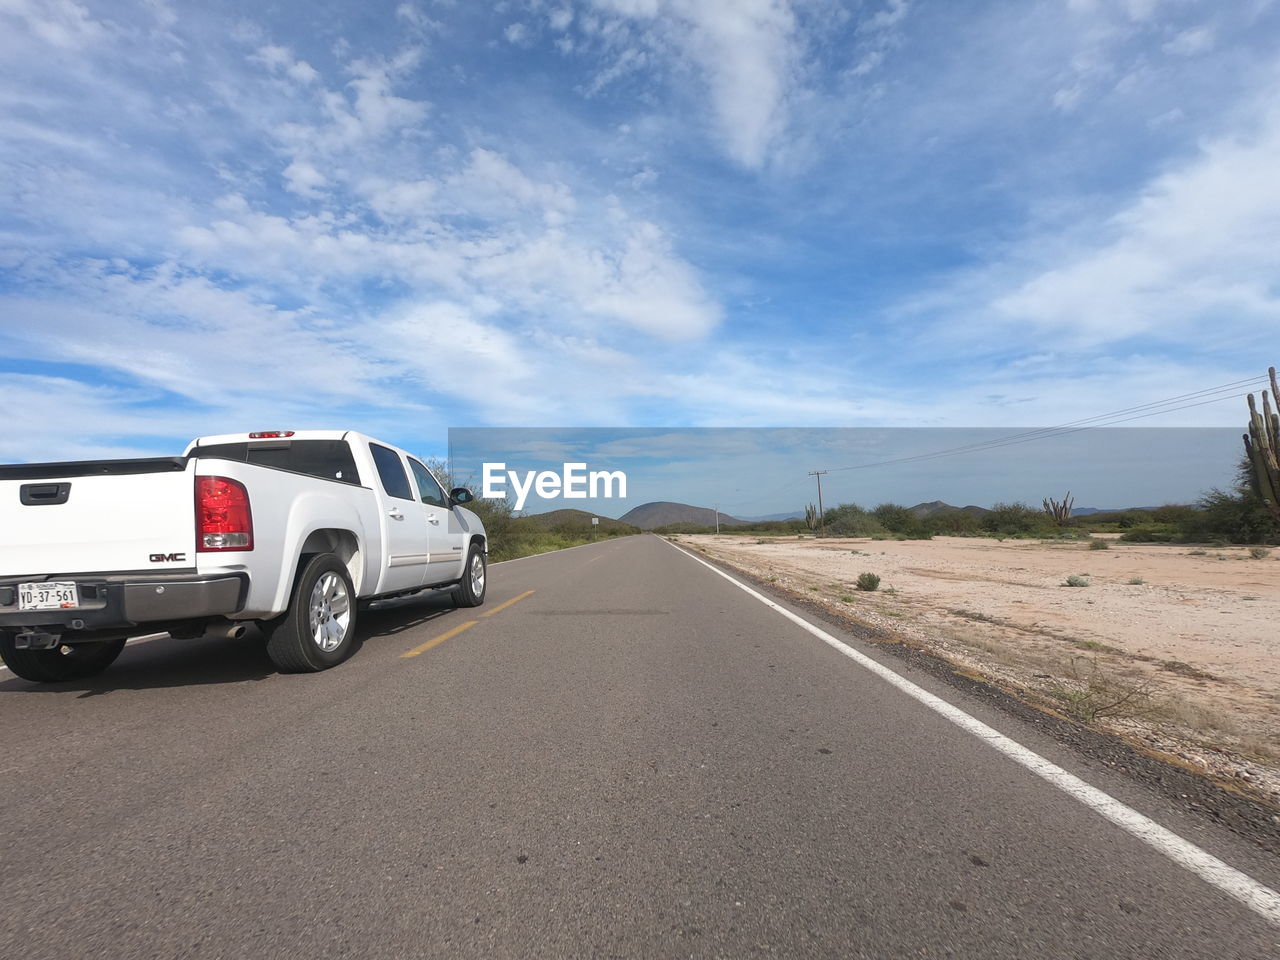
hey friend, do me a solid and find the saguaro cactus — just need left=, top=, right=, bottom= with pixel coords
left=1244, top=367, right=1280, bottom=523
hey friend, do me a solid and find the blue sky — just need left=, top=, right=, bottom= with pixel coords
left=2, top=0, right=1278, bottom=472
left=449, top=427, right=1241, bottom=517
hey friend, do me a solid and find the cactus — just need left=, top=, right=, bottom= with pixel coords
left=1042, top=491, right=1075, bottom=525
left=804, top=502, right=819, bottom=531
left=1243, top=366, right=1280, bottom=523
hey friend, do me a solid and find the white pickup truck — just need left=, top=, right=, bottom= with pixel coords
left=0, top=430, right=488, bottom=682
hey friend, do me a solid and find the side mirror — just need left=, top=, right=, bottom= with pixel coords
left=449, top=487, right=474, bottom=505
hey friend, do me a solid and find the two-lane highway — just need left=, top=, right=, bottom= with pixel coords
left=1, top=534, right=1277, bottom=958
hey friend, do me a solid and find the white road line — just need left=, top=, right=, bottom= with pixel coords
left=663, top=537, right=1280, bottom=927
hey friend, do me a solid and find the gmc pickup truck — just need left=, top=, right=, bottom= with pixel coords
left=0, top=430, right=487, bottom=681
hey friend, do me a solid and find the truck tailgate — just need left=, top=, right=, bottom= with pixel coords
left=0, top=458, right=196, bottom=577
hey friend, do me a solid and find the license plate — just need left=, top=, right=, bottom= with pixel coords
left=17, top=582, right=79, bottom=611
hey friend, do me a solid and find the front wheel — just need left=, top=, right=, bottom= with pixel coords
left=262, top=553, right=358, bottom=673
left=0, top=635, right=127, bottom=683
left=451, top=543, right=487, bottom=608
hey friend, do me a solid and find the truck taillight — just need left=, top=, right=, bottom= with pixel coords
left=249, top=431, right=294, bottom=438
left=196, top=476, right=254, bottom=551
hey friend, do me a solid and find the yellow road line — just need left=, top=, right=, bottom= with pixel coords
left=400, top=620, right=478, bottom=658
left=480, top=589, right=535, bottom=618
left=401, top=590, right=535, bottom=659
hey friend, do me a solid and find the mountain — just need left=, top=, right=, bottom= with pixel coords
left=617, top=501, right=746, bottom=530
left=522, top=508, right=639, bottom=533
left=1071, top=506, right=1165, bottom=517
left=909, top=500, right=992, bottom=518
left=737, top=511, right=805, bottom=522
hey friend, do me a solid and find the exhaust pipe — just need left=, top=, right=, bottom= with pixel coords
left=206, top=621, right=249, bottom=640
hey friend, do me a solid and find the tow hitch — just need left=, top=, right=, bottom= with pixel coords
left=14, top=630, right=62, bottom=651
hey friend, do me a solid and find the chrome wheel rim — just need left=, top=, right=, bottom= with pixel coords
left=308, top=572, right=351, bottom=652
left=469, top=553, right=486, bottom=598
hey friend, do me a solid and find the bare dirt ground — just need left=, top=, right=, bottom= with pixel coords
left=679, top=533, right=1280, bottom=805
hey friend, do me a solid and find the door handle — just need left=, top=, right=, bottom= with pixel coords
left=388, top=510, right=404, bottom=520
left=427, top=515, right=440, bottom=525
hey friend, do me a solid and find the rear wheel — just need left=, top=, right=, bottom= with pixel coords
left=451, top=543, right=487, bottom=608
left=262, top=553, right=358, bottom=673
left=0, top=635, right=127, bottom=683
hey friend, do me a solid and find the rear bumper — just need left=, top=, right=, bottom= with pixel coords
left=0, top=573, right=248, bottom=632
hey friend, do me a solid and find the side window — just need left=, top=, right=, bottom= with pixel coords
left=369, top=444, right=413, bottom=501
left=408, top=459, right=448, bottom=508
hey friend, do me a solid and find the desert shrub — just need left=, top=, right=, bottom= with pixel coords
left=982, top=501, right=1057, bottom=537
left=1050, top=658, right=1156, bottom=723
left=871, top=503, right=918, bottom=534
left=855, top=572, right=881, bottom=591
left=1127, top=576, right=1145, bottom=585
left=922, top=509, right=981, bottom=535
left=1064, top=575, right=1089, bottom=587
left=1088, top=538, right=1109, bottom=550
left=1250, top=546, right=1272, bottom=559
left=1110, top=509, right=1154, bottom=529
left=1181, top=488, right=1278, bottom=544
left=1151, top=504, right=1197, bottom=525
left=1119, top=524, right=1177, bottom=543
left=824, top=504, right=889, bottom=538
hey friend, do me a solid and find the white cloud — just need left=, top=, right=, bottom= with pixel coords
left=282, top=159, right=327, bottom=196
left=916, top=79, right=1280, bottom=352
left=1163, top=25, right=1214, bottom=57
left=584, top=0, right=803, bottom=169
left=396, top=2, right=442, bottom=34
left=0, top=0, right=107, bottom=50
left=548, top=6, right=574, bottom=31
left=861, top=0, right=909, bottom=33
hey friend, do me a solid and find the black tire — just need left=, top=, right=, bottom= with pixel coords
left=262, top=553, right=358, bottom=673
left=451, top=542, right=487, bottom=608
left=0, top=635, right=127, bottom=683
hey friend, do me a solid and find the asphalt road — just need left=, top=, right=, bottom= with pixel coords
left=1, top=534, right=1277, bottom=959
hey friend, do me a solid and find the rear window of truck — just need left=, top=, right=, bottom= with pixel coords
left=193, top=440, right=361, bottom=486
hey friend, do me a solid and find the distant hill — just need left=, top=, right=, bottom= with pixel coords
left=737, top=511, right=805, bottom=522
left=523, top=508, right=639, bottom=533
left=618, top=501, right=746, bottom=530
left=1071, top=506, right=1163, bottom=517
left=909, top=501, right=991, bottom=518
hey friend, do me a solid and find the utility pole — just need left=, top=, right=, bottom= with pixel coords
left=808, top=471, right=827, bottom=537
left=714, top=502, right=720, bottom=535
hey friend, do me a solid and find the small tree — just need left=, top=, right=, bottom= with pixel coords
left=922, top=509, right=981, bottom=535
left=871, top=503, right=916, bottom=533
left=982, top=502, right=1042, bottom=536
left=824, top=504, right=889, bottom=538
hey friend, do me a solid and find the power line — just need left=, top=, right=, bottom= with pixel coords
left=716, top=374, right=1266, bottom=512
left=823, top=376, right=1267, bottom=474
